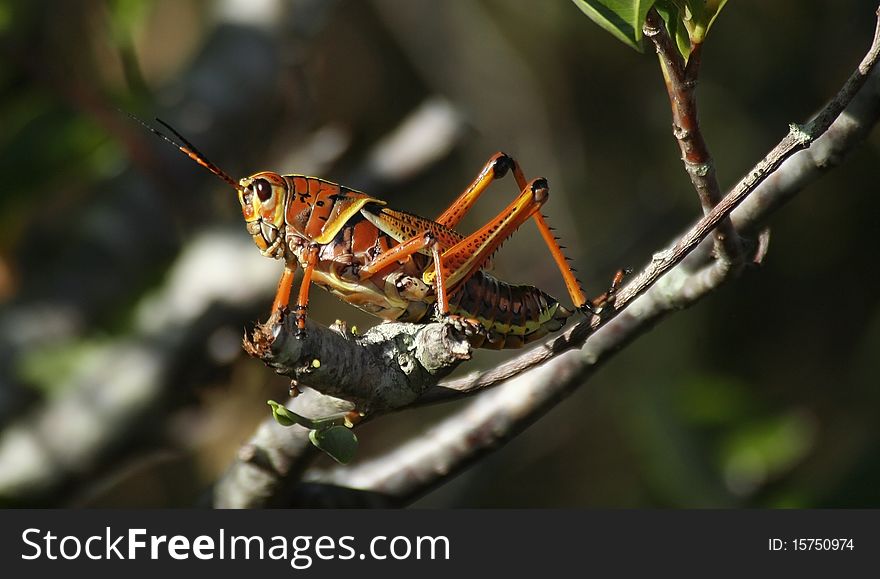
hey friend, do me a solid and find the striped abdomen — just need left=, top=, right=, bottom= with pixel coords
left=445, top=270, right=572, bottom=349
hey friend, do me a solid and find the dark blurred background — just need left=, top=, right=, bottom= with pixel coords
left=0, top=0, right=878, bottom=507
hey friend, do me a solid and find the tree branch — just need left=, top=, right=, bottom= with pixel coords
left=243, top=315, right=473, bottom=413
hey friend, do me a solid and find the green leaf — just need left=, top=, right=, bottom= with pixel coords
left=107, top=0, right=150, bottom=43
left=654, top=0, right=692, bottom=61
left=685, top=0, right=729, bottom=43
left=268, top=400, right=306, bottom=427
left=701, top=0, right=729, bottom=37
left=571, top=0, right=657, bottom=52
left=268, top=401, right=360, bottom=462
left=309, top=426, right=359, bottom=464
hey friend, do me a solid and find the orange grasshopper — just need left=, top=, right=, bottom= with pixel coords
left=140, top=118, right=617, bottom=349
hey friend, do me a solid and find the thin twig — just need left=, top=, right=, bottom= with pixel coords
left=643, top=9, right=743, bottom=266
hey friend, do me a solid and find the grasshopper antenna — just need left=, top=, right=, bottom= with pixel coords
left=125, top=111, right=239, bottom=190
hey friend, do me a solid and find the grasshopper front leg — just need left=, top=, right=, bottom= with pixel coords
left=293, top=245, right=320, bottom=338
left=271, top=264, right=297, bottom=320
left=271, top=246, right=320, bottom=337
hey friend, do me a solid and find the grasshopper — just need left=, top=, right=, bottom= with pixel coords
left=140, top=118, right=617, bottom=349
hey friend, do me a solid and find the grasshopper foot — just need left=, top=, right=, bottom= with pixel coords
left=586, top=267, right=631, bottom=315
left=291, top=304, right=309, bottom=339
left=440, top=313, right=486, bottom=341
left=578, top=302, right=598, bottom=317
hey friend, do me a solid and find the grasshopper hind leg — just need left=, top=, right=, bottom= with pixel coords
left=584, top=267, right=631, bottom=316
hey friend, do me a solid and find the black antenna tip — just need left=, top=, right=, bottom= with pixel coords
left=123, top=110, right=239, bottom=189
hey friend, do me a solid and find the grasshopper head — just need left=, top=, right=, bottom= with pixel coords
left=238, top=171, right=288, bottom=254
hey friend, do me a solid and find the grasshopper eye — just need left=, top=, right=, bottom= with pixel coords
left=254, top=178, right=273, bottom=202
